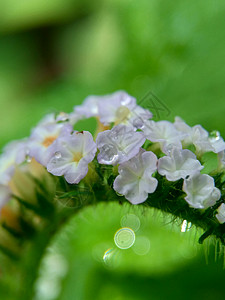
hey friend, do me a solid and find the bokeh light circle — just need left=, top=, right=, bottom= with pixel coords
left=114, top=227, right=135, bottom=249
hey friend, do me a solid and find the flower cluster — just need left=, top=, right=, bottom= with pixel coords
left=1, top=90, right=225, bottom=226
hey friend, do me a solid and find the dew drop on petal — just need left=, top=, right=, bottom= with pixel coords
left=25, top=155, right=32, bottom=163
left=100, top=144, right=118, bottom=163
left=209, top=130, right=220, bottom=142
left=133, top=117, right=144, bottom=129
left=57, top=112, right=69, bottom=122
left=61, top=142, right=67, bottom=147
left=109, top=130, right=118, bottom=140
left=121, top=97, right=132, bottom=106
left=54, top=151, right=62, bottom=159
left=164, top=144, right=174, bottom=154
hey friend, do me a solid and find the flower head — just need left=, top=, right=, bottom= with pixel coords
left=96, top=124, right=146, bottom=165
left=158, top=147, right=203, bottom=181
left=113, top=149, right=158, bottom=204
left=47, top=130, right=97, bottom=184
left=183, top=173, right=221, bottom=209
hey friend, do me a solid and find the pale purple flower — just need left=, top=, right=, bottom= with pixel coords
left=47, top=131, right=97, bottom=184
left=158, top=147, right=204, bottom=181
left=96, top=124, right=146, bottom=166
left=143, top=120, right=186, bottom=154
left=29, top=123, right=73, bottom=166
left=183, top=172, right=221, bottom=209
left=113, top=149, right=158, bottom=204
left=0, top=139, right=28, bottom=184
left=216, top=203, right=225, bottom=224
left=0, top=184, right=11, bottom=211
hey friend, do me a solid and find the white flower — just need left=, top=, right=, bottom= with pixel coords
left=96, top=124, right=146, bottom=165
left=158, top=147, right=204, bottom=181
left=216, top=203, right=225, bottom=224
left=113, top=149, right=158, bottom=204
left=183, top=173, right=221, bottom=209
left=143, top=120, right=186, bottom=154
left=47, top=130, right=97, bottom=184
left=174, top=117, right=225, bottom=154
left=0, top=139, right=28, bottom=184
left=0, top=184, right=11, bottom=211
left=29, top=123, right=73, bottom=166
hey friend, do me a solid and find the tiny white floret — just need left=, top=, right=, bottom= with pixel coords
left=183, top=173, right=221, bottom=209
left=47, top=130, right=97, bottom=184
left=96, top=124, right=146, bottom=165
left=143, top=120, right=186, bottom=154
left=158, top=147, right=204, bottom=181
left=113, top=149, right=158, bottom=204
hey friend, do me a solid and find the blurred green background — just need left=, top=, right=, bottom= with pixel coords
left=1, top=0, right=225, bottom=299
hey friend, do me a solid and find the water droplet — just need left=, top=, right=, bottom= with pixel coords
left=100, top=144, right=118, bottom=163
left=54, top=151, right=62, bottom=159
left=133, top=117, right=144, bottom=129
left=114, top=227, right=135, bottom=249
left=121, top=214, right=140, bottom=232
left=209, top=130, right=220, bottom=142
left=61, top=142, right=67, bottom=147
left=57, top=112, right=69, bottom=122
left=165, top=144, right=174, bottom=155
left=25, top=154, right=32, bottom=163
left=109, top=130, right=118, bottom=140
left=121, top=97, right=132, bottom=106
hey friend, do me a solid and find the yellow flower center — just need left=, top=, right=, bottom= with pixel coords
left=73, top=152, right=83, bottom=163
left=115, top=106, right=130, bottom=125
left=42, top=136, right=57, bottom=147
